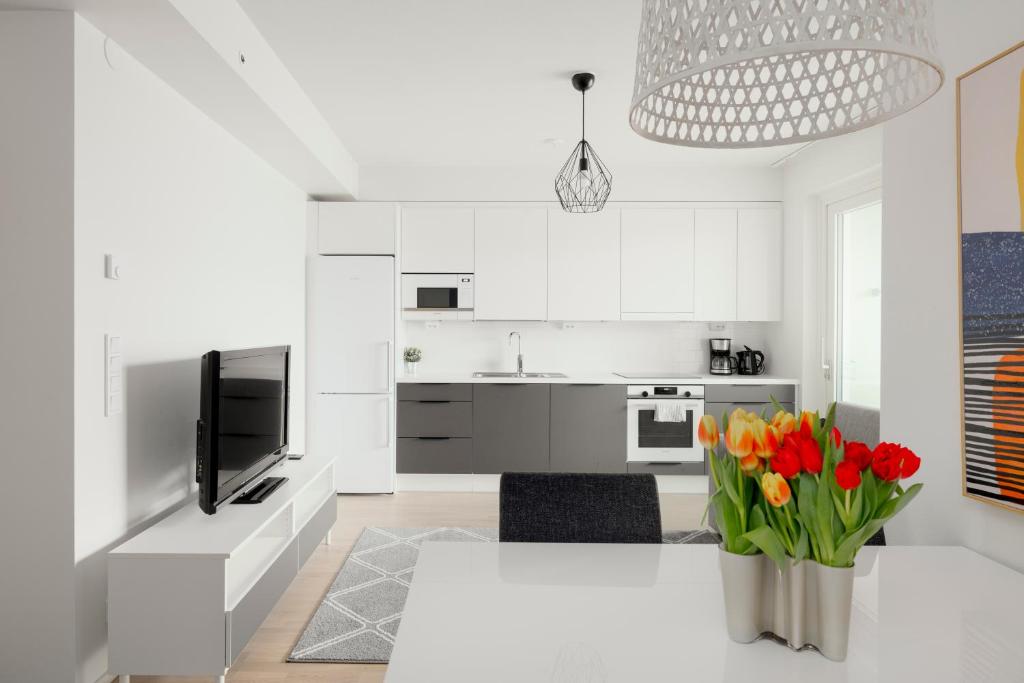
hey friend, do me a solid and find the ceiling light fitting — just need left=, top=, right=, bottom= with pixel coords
left=555, top=72, right=612, bottom=213
left=629, top=0, right=945, bottom=148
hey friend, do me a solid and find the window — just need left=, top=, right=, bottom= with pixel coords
left=825, top=189, right=882, bottom=408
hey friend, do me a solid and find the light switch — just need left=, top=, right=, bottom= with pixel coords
left=105, top=334, right=123, bottom=417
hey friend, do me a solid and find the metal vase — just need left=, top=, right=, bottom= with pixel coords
left=717, top=548, right=855, bottom=661
left=717, top=548, right=770, bottom=643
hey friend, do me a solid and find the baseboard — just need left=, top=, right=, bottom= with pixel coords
left=396, top=473, right=709, bottom=494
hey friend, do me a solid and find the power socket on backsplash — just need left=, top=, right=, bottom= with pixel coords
left=707, top=322, right=727, bottom=332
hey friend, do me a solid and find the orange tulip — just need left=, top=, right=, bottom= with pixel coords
left=798, top=410, right=818, bottom=436
left=739, top=453, right=762, bottom=473
left=725, top=415, right=755, bottom=458
left=761, top=472, right=792, bottom=507
left=697, top=414, right=719, bottom=450
left=771, top=410, right=797, bottom=436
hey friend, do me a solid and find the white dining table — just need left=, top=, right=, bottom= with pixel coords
left=384, top=542, right=1024, bottom=683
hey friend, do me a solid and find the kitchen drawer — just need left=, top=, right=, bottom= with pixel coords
left=397, top=437, right=473, bottom=474
left=398, top=400, right=473, bottom=437
left=627, top=461, right=706, bottom=476
left=398, top=383, right=473, bottom=402
left=705, top=384, right=795, bottom=404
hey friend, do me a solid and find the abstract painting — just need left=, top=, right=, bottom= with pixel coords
left=958, top=40, right=1024, bottom=512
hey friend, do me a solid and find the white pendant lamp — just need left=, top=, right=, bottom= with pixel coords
left=629, top=0, right=945, bottom=148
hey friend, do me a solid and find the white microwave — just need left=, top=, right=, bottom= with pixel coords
left=402, top=274, right=474, bottom=320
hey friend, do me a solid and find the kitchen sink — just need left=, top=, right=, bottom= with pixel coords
left=472, top=371, right=568, bottom=378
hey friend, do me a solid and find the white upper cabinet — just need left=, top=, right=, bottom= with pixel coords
left=401, top=207, right=474, bottom=273
left=474, top=208, right=548, bottom=320
left=316, top=202, right=397, bottom=255
left=737, top=207, right=783, bottom=321
left=694, top=209, right=739, bottom=321
left=620, top=209, right=695, bottom=320
left=548, top=210, right=621, bottom=321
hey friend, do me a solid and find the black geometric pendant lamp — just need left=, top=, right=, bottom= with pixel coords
left=555, top=72, right=612, bottom=213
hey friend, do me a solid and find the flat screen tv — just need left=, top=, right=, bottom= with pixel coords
left=196, top=345, right=290, bottom=514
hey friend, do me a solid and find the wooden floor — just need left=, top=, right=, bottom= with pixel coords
left=138, top=491, right=706, bottom=683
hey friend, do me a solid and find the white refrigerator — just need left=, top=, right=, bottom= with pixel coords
left=308, top=256, right=395, bottom=493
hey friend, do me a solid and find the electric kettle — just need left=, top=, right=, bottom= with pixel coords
left=736, top=346, right=765, bottom=375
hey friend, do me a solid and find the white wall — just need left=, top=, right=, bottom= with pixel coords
left=882, top=0, right=1024, bottom=571
left=402, top=320, right=771, bottom=376
left=0, top=12, right=78, bottom=683
left=770, top=128, right=883, bottom=410
left=72, top=17, right=307, bottom=683
left=360, top=164, right=782, bottom=202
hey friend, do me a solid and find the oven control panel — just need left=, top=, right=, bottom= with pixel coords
left=626, top=385, right=705, bottom=399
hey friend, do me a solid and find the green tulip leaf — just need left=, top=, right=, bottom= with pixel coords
left=743, top=525, right=788, bottom=572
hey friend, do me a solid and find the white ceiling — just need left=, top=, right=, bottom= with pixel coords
left=240, top=0, right=799, bottom=168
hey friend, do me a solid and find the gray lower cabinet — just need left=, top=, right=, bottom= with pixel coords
left=550, top=384, right=627, bottom=473
left=472, top=384, right=551, bottom=473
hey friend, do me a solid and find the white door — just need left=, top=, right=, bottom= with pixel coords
left=736, top=208, right=783, bottom=321
left=620, top=209, right=695, bottom=320
left=317, top=202, right=397, bottom=255
left=474, top=208, right=548, bottom=320
left=825, top=189, right=883, bottom=407
left=547, top=209, right=621, bottom=321
left=311, top=393, right=394, bottom=493
left=400, top=207, right=475, bottom=273
left=694, top=209, right=738, bottom=321
left=307, top=256, right=395, bottom=394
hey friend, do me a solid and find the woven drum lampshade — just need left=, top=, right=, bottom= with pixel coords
left=629, top=0, right=945, bottom=148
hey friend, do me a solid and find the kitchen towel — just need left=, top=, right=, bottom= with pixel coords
left=654, top=402, right=686, bottom=422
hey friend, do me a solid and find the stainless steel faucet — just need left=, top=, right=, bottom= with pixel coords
left=509, top=331, right=523, bottom=376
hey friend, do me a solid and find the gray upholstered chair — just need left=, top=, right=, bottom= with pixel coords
left=498, top=472, right=663, bottom=543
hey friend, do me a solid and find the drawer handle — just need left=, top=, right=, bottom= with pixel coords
left=416, top=436, right=452, bottom=440
left=418, top=400, right=452, bottom=404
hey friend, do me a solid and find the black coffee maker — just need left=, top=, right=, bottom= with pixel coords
left=736, top=346, right=766, bottom=375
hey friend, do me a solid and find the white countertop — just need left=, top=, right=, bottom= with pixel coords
left=399, top=371, right=799, bottom=385
left=386, top=543, right=1024, bottom=683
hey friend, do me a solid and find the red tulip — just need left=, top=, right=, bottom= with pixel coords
left=832, top=426, right=843, bottom=448
left=835, top=460, right=862, bottom=490
left=798, top=433, right=823, bottom=475
left=798, top=410, right=817, bottom=437
left=772, top=434, right=803, bottom=478
left=900, top=447, right=921, bottom=478
left=843, top=441, right=873, bottom=471
left=871, top=442, right=904, bottom=482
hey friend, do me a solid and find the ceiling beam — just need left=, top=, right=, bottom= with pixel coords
left=73, top=0, right=358, bottom=199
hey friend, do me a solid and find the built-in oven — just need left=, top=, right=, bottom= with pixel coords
left=626, top=385, right=705, bottom=463
left=401, top=274, right=474, bottom=320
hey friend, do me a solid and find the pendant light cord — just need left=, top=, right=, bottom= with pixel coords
left=581, top=89, right=586, bottom=142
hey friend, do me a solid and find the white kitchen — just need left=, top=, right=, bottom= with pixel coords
left=307, top=200, right=799, bottom=495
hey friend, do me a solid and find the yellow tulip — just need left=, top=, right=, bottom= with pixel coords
left=771, top=410, right=797, bottom=436
left=725, top=414, right=755, bottom=458
left=761, top=472, right=792, bottom=507
left=739, top=453, right=762, bottom=473
left=697, top=414, right=719, bottom=450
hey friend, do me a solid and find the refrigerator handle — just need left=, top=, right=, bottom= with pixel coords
left=384, top=396, right=392, bottom=448
left=384, top=340, right=393, bottom=392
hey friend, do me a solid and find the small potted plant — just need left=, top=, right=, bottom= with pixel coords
left=403, top=347, right=422, bottom=376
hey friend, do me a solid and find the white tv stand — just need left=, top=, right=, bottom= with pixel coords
left=108, top=455, right=336, bottom=682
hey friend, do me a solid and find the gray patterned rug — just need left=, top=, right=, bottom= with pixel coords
left=288, top=526, right=719, bottom=664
